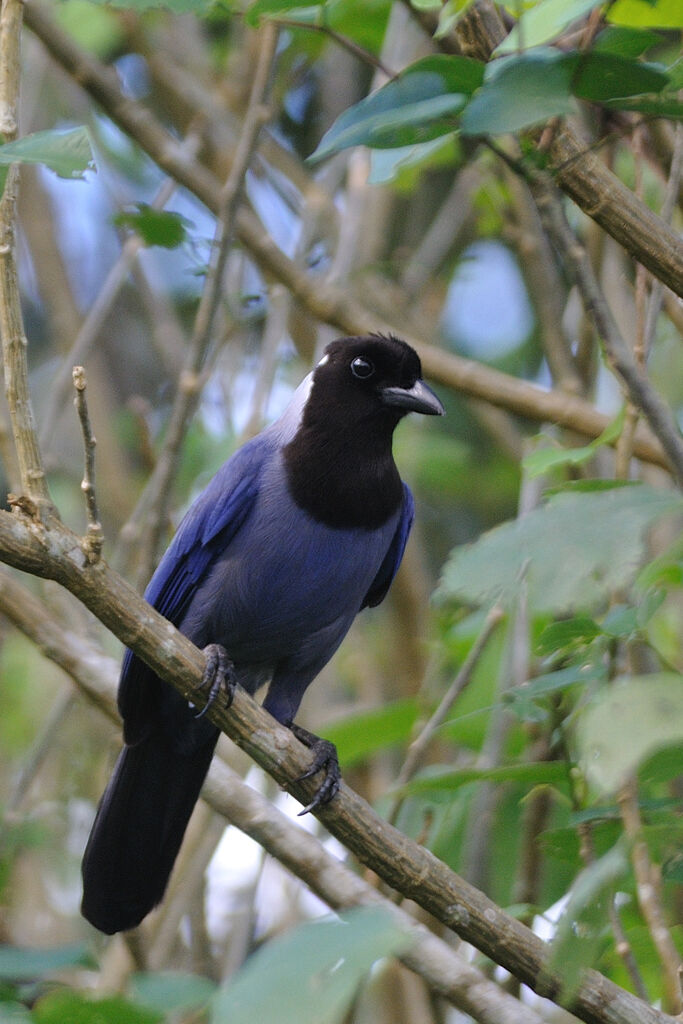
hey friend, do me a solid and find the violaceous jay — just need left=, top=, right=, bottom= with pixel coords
left=81, top=333, right=443, bottom=934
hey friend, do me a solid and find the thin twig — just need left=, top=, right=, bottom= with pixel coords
left=576, top=820, right=651, bottom=1003
left=618, top=777, right=682, bottom=1015
left=8, top=688, right=77, bottom=812
left=273, top=16, right=394, bottom=78
left=131, top=22, right=278, bottom=589
left=642, top=123, right=683, bottom=360
left=387, top=605, right=504, bottom=826
left=530, top=176, right=683, bottom=488
left=39, top=142, right=200, bottom=454
left=72, top=366, right=103, bottom=563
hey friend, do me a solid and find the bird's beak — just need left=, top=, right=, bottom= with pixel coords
left=381, top=379, right=445, bottom=416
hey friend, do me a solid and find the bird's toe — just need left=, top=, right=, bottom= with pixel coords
left=194, top=643, right=237, bottom=719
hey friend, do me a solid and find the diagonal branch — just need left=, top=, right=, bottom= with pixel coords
left=0, top=506, right=673, bottom=1024
left=0, top=565, right=548, bottom=1024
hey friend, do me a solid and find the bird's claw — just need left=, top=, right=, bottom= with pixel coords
left=289, top=724, right=341, bottom=815
left=194, top=643, right=237, bottom=719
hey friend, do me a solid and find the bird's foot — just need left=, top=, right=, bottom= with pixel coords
left=194, top=643, right=237, bottom=719
left=290, top=723, right=341, bottom=815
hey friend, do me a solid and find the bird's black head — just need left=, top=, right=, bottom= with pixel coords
left=310, top=334, right=444, bottom=427
left=284, top=334, right=443, bottom=529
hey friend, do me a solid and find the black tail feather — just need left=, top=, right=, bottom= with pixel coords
left=81, top=729, right=218, bottom=934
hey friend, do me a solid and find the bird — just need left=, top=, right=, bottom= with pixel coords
left=81, top=333, right=444, bottom=934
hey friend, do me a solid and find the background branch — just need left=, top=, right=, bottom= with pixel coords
left=21, top=0, right=674, bottom=479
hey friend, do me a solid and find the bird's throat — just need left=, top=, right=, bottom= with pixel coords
left=283, top=427, right=403, bottom=529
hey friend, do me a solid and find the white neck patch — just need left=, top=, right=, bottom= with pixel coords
left=271, top=370, right=314, bottom=443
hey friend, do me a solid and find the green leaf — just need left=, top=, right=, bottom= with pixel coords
left=601, top=94, right=683, bottom=117
left=33, top=991, right=161, bottom=1024
left=435, top=485, right=683, bottom=615
left=461, top=46, right=674, bottom=137
left=600, top=603, right=639, bottom=638
left=130, top=972, right=217, bottom=1014
left=309, top=55, right=484, bottom=161
left=608, top=0, right=683, bottom=29
left=398, top=760, right=569, bottom=798
left=593, top=25, right=663, bottom=57
left=246, top=0, right=326, bottom=25
left=548, top=843, right=629, bottom=1001
left=211, top=908, right=411, bottom=1024
left=570, top=52, right=670, bottom=101
left=0, top=945, right=90, bottom=981
left=504, top=660, right=603, bottom=723
left=496, top=0, right=602, bottom=54
left=577, top=673, right=683, bottom=794
left=367, top=136, right=455, bottom=185
left=85, top=0, right=214, bottom=11
left=535, top=618, right=602, bottom=655
left=0, top=1004, right=33, bottom=1024
left=461, top=49, right=576, bottom=135
left=0, top=127, right=94, bottom=179
left=524, top=410, right=625, bottom=479
left=113, top=204, right=193, bottom=249
left=323, top=698, right=419, bottom=767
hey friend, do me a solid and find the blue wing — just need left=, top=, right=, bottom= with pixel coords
left=362, top=483, right=414, bottom=609
left=118, top=435, right=271, bottom=736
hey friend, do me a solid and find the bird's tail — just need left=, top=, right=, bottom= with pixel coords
left=81, top=728, right=218, bottom=934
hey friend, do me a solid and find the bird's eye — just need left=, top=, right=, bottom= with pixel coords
left=350, top=356, right=375, bottom=379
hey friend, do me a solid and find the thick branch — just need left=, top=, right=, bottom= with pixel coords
left=0, top=507, right=673, bottom=1024
left=0, top=566, right=548, bottom=1024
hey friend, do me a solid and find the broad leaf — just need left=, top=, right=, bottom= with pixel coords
left=523, top=408, right=625, bottom=478
left=246, top=0, right=326, bottom=25
left=368, top=136, right=455, bottom=184
left=211, top=908, right=410, bottom=1024
left=593, top=25, right=663, bottom=57
left=130, top=972, right=217, bottom=1014
left=570, top=52, right=670, bottom=101
left=496, top=0, right=602, bottom=54
left=0, top=127, right=94, bottom=178
left=608, top=0, right=683, bottom=29
left=461, top=48, right=671, bottom=136
left=309, top=55, right=483, bottom=161
left=114, top=204, right=193, bottom=249
left=33, top=991, right=161, bottom=1024
left=324, top=698, right=419, bottom=767
left=86, top=0, right=214, bottom=11
left=461, top=49, right=576, bottom=136
left=601, top=95, right=683, bottom=117
left=0, top=945, right=91, bottom=981
left=398, top=760, right=569, bottom=798
left=548, top=843, right=629, bottom=1001
left=535, top=617, right=602, bottom=655
left=435, top=485, right=683, bottom=614
left=577, top=673, right=683, bottom=793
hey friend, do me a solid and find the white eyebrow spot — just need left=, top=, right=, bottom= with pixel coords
left=317, top=353, right=330, bottom=366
